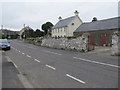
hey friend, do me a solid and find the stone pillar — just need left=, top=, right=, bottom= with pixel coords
left=81, top=33, right=89, bottom=52
left=111, top=31, right=120, bottom=56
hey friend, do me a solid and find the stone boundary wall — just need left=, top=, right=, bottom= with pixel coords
left=41, top=34, right=89, bottom=52
left=111, top=31, right=120, bottom=56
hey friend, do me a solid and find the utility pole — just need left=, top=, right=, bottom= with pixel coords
left=1, top=25, right=3, bottom=29
left=23, top=24, right=25, bottom=28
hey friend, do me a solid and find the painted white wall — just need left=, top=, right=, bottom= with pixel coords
left=51, top=15, right=82, bottom=37
left=67, top=15, right=82, bottom=36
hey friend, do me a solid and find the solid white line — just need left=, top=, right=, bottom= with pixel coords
left=13, top=62, right=18, bottom=68
left=18, top=74, right=33, bottom=88
left=44, top=50, right=62, bottom=55
left=2, top=51, right=5, bottom=53
left=45, top=64, right=56, bottom=70
left=73, top=57, right=120, bottom=68
left=66, top=74, right=85, bottom=84
left=26, top=55, right=31, bottom=58
left=34, top=59, right=40, bottom=63
left=6, top=56, right=17, bottom=68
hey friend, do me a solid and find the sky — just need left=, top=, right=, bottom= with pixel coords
left=0, top=0, right=119, bottom=31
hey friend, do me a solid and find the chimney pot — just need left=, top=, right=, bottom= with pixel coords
left=74, top=10, right=79, bottom=16
left=58, top=16, right=62, bottom=21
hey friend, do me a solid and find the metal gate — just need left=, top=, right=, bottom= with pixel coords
left=87, top=35, right=95, bottom=51
left=101, top=34, right=107, bottom=46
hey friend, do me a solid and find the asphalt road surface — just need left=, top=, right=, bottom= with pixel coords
left=2, top=50, right=24, bottom=88
left=4, top=40, right=119, bottom=88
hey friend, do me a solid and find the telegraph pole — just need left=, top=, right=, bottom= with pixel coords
left=23, top=24, right=25, bottom=28
left=1, top=25, right=3, bottom=29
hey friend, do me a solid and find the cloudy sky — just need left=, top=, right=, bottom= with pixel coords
left=0, top=0, right=119, bottom=31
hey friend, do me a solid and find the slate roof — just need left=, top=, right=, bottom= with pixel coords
left=0, top=29, right=19, bottom=35
left=52, top=16, right=76, bottom=29
left=74, top=17, right=120, bottom=33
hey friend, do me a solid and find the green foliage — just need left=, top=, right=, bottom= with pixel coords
left=92, top=17, right=98, bottom=22
left=21, top=28, right=34, bottom=39
left=34, top=29, right=44, bottom=37
left=1, top=34, right=19, bottom=39
left=26, top=38, right=36, bottom=41
left=41, top=22, right=53, bottom=35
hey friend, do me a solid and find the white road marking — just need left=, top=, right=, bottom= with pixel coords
left=66, top=74, right=85, bottom=84
left=2, top=51, right=5, bottom=53
left=6, top=56, right=12, bottom=62
left=19, top=51, right=21, bottom=52
left=26, top=55, right=31, bottom=58
left=44, top=50, right=62, bottom=55
left=34, top=59, right=40, bottom=63
left=18, top=74, right=34, bottom=88
left=22, top=53, right=25, bottom=55
left=45, top=64, right=56, bottom=70
left=6, top=56, right=17, bottom=68
left=73, top=57, right=120, bottom=68
left=13, top=62, right=18, bottom=68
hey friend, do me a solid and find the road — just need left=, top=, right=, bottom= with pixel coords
left=4, top=40, right=119, bottom=88
left=2, top=50, right=24, bottom=88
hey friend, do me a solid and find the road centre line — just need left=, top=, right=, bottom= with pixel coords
left=45, top=64, right=56, bottom=70
left=66, top=74, right=85, bottom=84
left=22, top=53, right=25, bottom=55
left=73, top=57, right=120, bottom=68
left=34, top=59, right=40, bottom=62
left=43, top=50, right=62, bottom=55
left=26, top=55, right=31, bottom=58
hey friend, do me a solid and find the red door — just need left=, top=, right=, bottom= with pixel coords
left=101, top=34, right=107, bottom=46
left=88, top=35, right=95, bottom=51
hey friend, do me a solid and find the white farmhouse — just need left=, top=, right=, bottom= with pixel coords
left=51, top=10, right=83, bottom=37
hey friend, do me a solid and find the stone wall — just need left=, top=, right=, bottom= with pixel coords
left=111, top=31, right=120, bottom=56
left=41, top=34, right=89, bottom=52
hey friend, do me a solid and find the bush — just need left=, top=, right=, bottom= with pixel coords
left=26, top=38, right=36, bottom=41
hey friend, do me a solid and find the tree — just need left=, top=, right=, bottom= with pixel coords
left=34, top=29, right=44, bottom=37
left=92, top=17, right=98, bottom=22
left=41, top=22, right=53, bottom=35
left=21, top=27, right=34, bottom=39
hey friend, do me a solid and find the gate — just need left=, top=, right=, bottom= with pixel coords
left=88, top=35, right=95, bottom=51
left=101, top=34, right=107, bottom=46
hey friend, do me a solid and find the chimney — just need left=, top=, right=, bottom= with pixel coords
left=74, top=10, right=79, bottom=16
left=58, top=16, right=62, bottom=21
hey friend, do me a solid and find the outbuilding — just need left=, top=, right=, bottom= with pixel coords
left=74, top=17, right=120, bottom=46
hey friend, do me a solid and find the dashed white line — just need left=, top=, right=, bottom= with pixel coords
left=45, top=64, right=56, bottom=70
left=73, top=57, right=120, bottom=68
left=34, top=59, right=40, bottom=63
left=44, top=50, right=62, bottom=55
left=66, top=74, right=85, bottom=84
left=26, top=55, right=31, bottom=58
left=22, top=53, right=25, bottom=55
